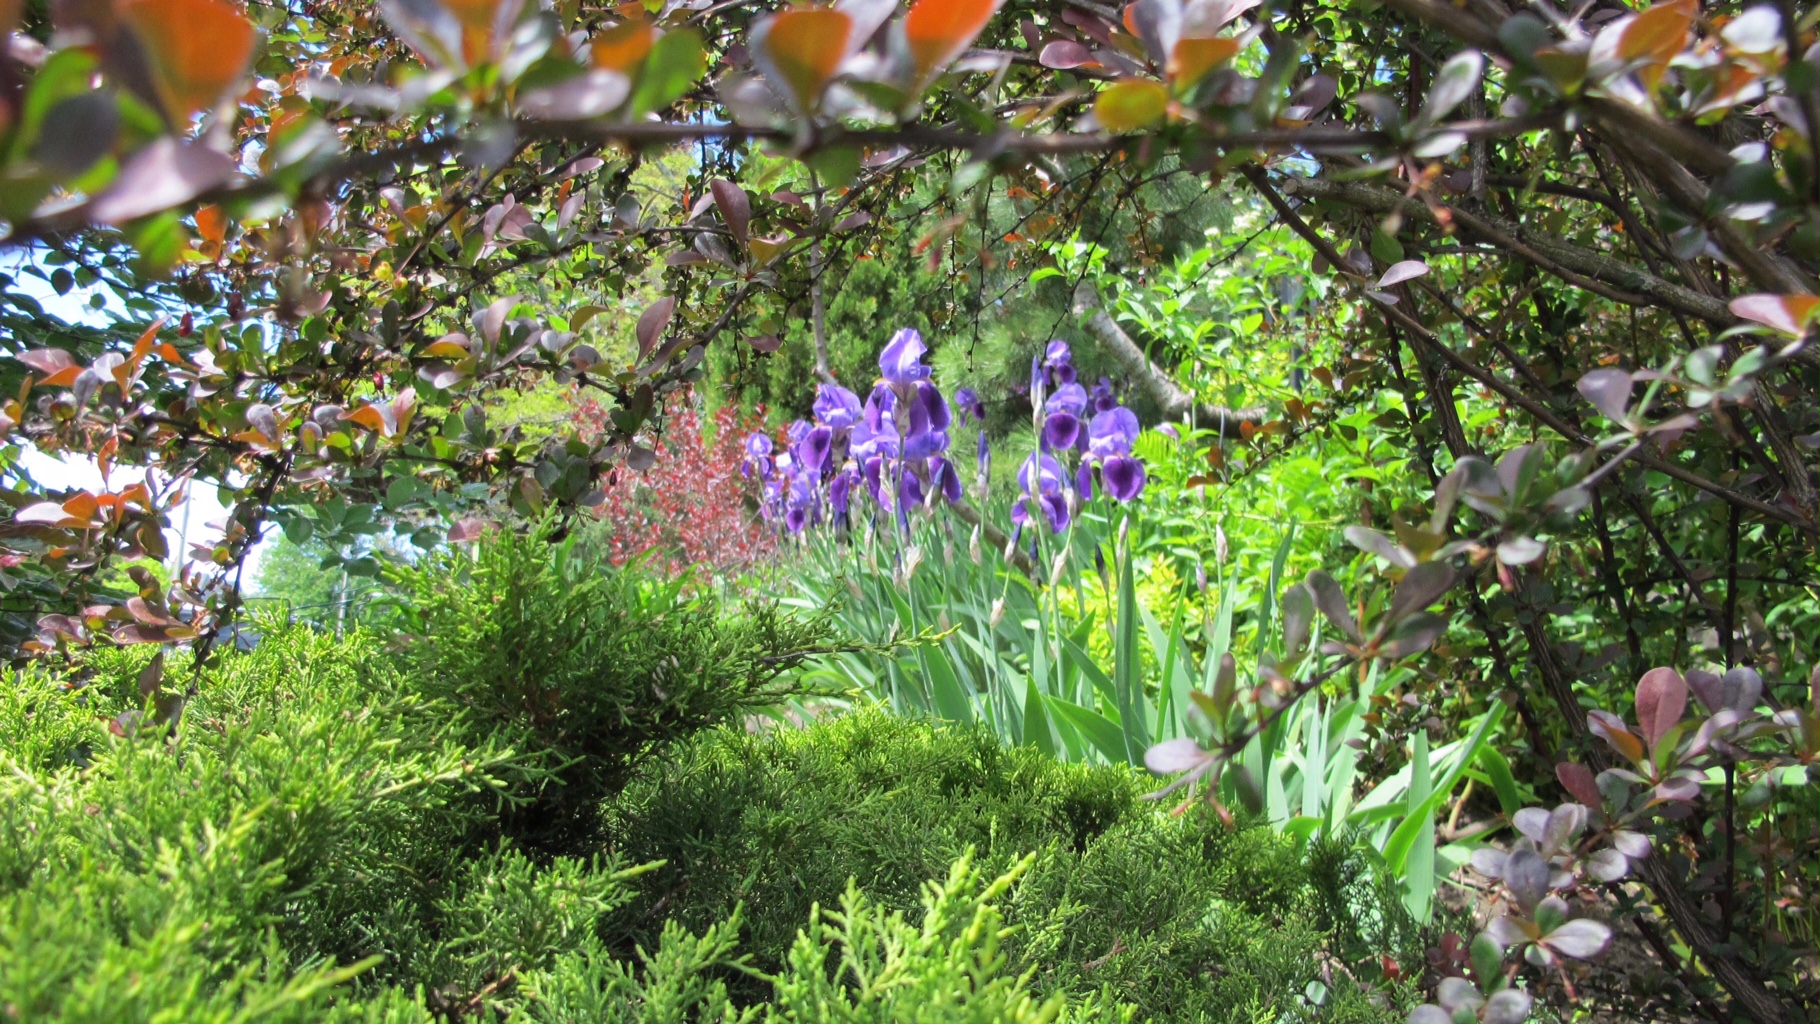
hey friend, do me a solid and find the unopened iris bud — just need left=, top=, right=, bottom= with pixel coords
left=989, top=598, right=1006, bottom=627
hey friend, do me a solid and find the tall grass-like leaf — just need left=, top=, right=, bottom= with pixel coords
left=1475, top=746, right=1523, bottom=816
left=1045, top=695, right=1129, bottom=765
left=1256, top=524, right=1296, bottom=661
left=1112, top=536, right=1151, bottom=763
left=1300, top=695, right=1326, bottom=822
left=1402, top=729, right=1436, bottom=923
left=1023, top=672, right=1058, bottom=756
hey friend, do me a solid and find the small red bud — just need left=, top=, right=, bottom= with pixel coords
left=179, top=312, right=194, bottom=337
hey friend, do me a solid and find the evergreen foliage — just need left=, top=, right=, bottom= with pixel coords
left=380, top=527, right=835, bottom=849
left=603, top=711, right=1407, bottom=1024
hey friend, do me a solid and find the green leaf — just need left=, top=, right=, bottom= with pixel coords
left=1476, top=746, right=1522, bottom=816
left=1043, top=696, right=1127, bottom=765
left=631, top=28, right=707, bottom=116
left=1400, top=729, right=1436, bottom=923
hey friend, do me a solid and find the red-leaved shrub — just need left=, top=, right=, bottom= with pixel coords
left=571, top=393, right=776, bottom=575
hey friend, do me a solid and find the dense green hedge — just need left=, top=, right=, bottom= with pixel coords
left=0, top=544, right=1407, bottom=1022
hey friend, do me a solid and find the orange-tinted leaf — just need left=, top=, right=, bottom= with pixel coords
left=591, top=16, right=654, bottom=73
left=1094, top=78, right=1168, bottom=131
left=1168, top=36, right=1238, bottom=88
left=1618, top=0, right=1695, bottom=63
left=422, top=338, right=472, bottom=358
left=62, top=492, right=101, bottom=522
left=119, top=0, right=256, bottom=121
left=195, top=204, right=227, bottom=244
left=346, top=404, right=392, bottom=435
left=757, top=6, right=850, bottom=112
left=905, top=0, right=1005, bottom=84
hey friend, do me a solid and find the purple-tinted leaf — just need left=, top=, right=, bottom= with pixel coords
left=1483, top=988, right=1533, bottom=1024
left=1038, top=39, right=1096, bottom=68
left=1436, top=977, right=1480, bottom=1013
left=1556, top=762, right=1603, bottom=809
left=1586, top=847, right=1629, bottom=882
left=1124, top=0, right=1181, bottom=65
left=1576, top=368, right=1633, bottom=421
left=1377, top=260, right=1429, bottom=288
left=1513, top=807, right=1549, bottom=844
left=833, top=211, right=872, bottom=232
left=1304, top=570, right=1360, bottom=642
left=91, top=137, right=236, bottom=225
left=1280, top=583, right=1314, bottom=655
left=1503, top=847, right=1549, bottom=913
left=1379, top=612, right=1446, bottom=658
left=711, top=179, right=751, bottom=246
left=448, top=518, right=486, bottom=542
left=1496, top=535, right=1546, bottom=565
left=636, top=297, right=676, bottom=362
left=1343, top=525, right=1415, bottom=568
left=1634, top=667, right=1687, bottom=748
left=1145, top=737, right=1212, bottom=774
left=1652, top=775, right=1701, bottom=803
left=517, top=69, right=630, bottom=120
left=1418, top=49, right=1484, bottom=124
left=1483, top=913, right=1530, bottom=948
left=746, top=334, right=782, bottom=353
left=1542, top=803, right=1586, bottom=851
left=1729, top=293, right=1817, bottom=337
left=1470, top=847, right=1508, bottom=879
left=1540, top=918, right=1611, bottom=959
left=1611, top=829, right=1651, bottom=860
left=664, top=250, right=707, bottom=266
left=1293, top=73, right=1338, bottom=115
left=479, top=296, right=515, bottom=344
left=1687, top=666, right=1763, bottom=714
left=247, top=403, right=279, bottom=440
left=1387, top=561, right=1456, bottom=624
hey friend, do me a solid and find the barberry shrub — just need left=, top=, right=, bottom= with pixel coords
left=572, top=395, right=777, bottom=576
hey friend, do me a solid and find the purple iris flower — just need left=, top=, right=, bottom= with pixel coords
left=1088, top=406, right=1141, bottom=458
left=799, top=426, right=834, bottom=473
left=1043, top=412, right=1081, bottom=451
left=850, top=409, right=900, bottom=461
left=1047, top=382, right=1088, bottom=416
left=879, top=328, right=931, bottom=386
left=902, top=383, right=951, bottom=460
left=931, top=457, right=964, bottom=503
left=1043, top=340, right=1076, bottom=386
left=830, top=466, right=857, bottom=516
left=1076, top=460, right=1094, bottom=500
left=814, top=384, right=863, bottom=430
left=1091, top=377, right=1117, bottom=413
left=976, top=429, right=990, bottom=479
left=1101, top=454, right=1146, bottom=501
left=953, top=387, right=985, bottom=423
left=1011, top=490, right=1070, bottom=533
left=786, top=419, right=812, bottom=444
left=1018, top=451, right=1066, bottom=495
left=746, top=433, right=773, bottom=457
